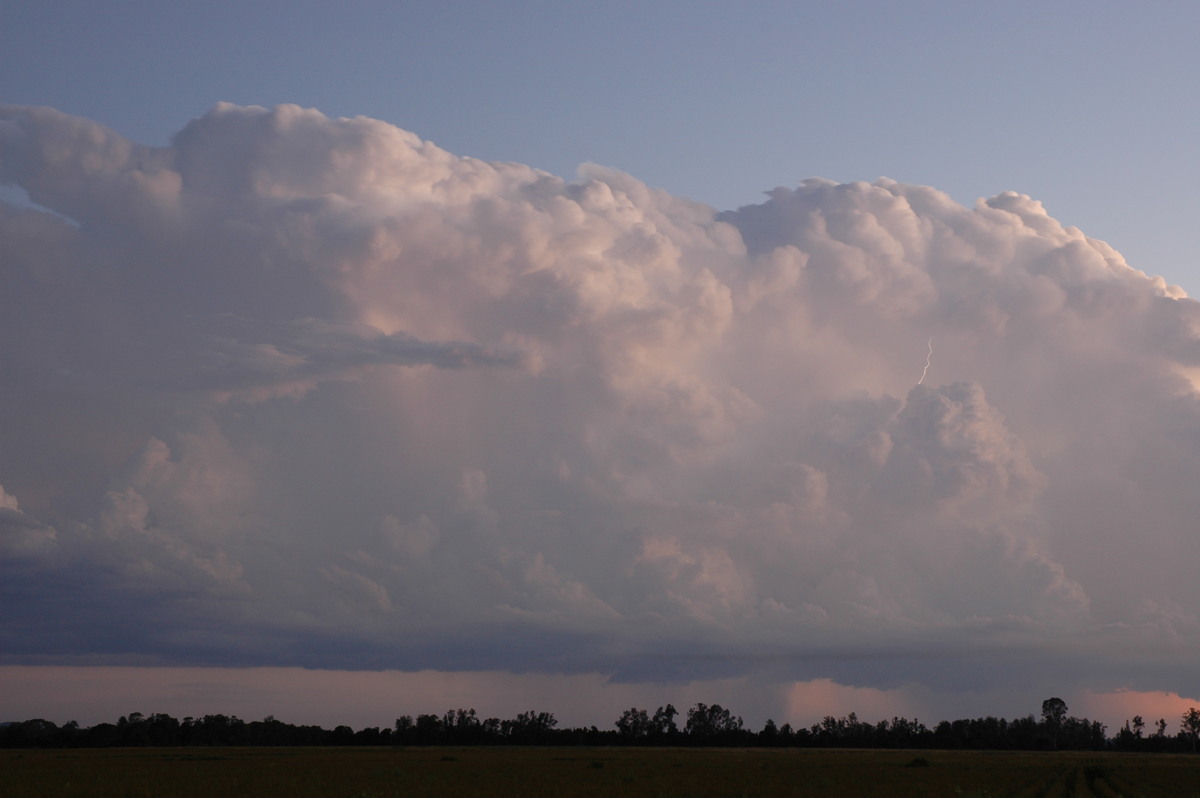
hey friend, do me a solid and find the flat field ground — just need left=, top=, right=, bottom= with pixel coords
left=5, top=746, right=1200, bottom=797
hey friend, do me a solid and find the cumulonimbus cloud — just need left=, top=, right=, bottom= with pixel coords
left=3, top=103, right=1200, bottom=698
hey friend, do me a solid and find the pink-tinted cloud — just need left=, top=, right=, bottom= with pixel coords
left=3, top=104, right=1200, bottom=715
left=11, top=664, right=1178, bottom=735
left=1076, top=689, right=1200, bottom=731
left=785, top=679, right=919, bottom=722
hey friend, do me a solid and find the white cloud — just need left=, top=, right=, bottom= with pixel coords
left=4, top=103, right=1200, bottom=707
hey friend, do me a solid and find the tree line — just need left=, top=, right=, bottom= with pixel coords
left=5, top=698, right=1200, bottom=752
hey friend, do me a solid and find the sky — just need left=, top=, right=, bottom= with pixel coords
left=3, top=1, right=1200, bottom=733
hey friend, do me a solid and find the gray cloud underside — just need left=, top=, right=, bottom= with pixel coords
left=3, top=104, right=1200, bottom=694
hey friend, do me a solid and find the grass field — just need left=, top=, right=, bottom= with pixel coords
left=5, top=746, right=1200, bottom=797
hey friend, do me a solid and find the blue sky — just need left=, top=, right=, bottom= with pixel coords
left=5, top=1, right=1200, bottom=732
left=5, top=1, right=1198, bottom=286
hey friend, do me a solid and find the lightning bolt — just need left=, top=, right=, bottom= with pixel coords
left=918, top=338, right=932, bottom=385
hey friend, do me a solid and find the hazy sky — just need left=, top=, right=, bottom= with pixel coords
left=4, top=1, right=1200, bottom=732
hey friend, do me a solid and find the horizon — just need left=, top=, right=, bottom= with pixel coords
left=3, top=666, right=1195, bottom=737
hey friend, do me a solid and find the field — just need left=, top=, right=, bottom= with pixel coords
left=5, top=746, right=1200, bottom=797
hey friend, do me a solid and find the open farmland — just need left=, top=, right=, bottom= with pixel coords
left=5, top=747, right=1200, bottom=797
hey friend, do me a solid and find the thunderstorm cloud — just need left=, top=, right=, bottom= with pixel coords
left=3, top=104, right=1200, bottom=699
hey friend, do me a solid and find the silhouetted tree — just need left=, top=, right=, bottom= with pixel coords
left=615, top=707, right=652, bottom=742
left=443, top=708, right=482, bottom=744
left=393, top=715, right=414, bottom=744
left=1115, top=720, right=1137, bottom=751
left=0, top=698, right=1192, bottom=752
left=3, top=719, right=59, bottom=748
left=503, top=711, right=557, bottom=744
left=1041, top=698, right=1068, bottom=749
left=685, top=703, right=744, bottom=744
left=652, top=704, right=679, bottom=739
left=414, top=714, right=444, bottom=745
left=884, top=717, right=928, bottom=748
left=1182, top=707, right=1200, bottom=752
